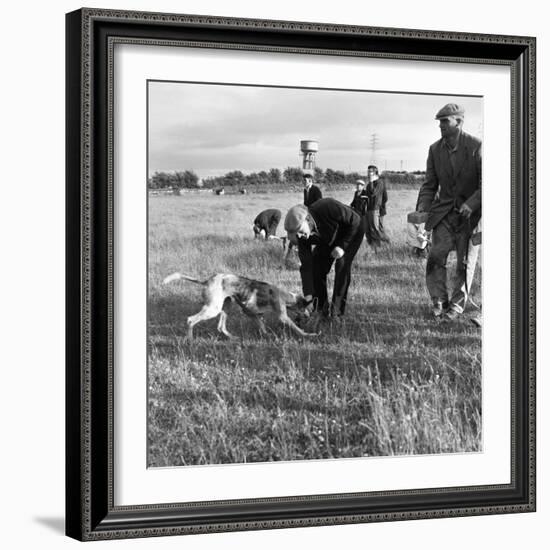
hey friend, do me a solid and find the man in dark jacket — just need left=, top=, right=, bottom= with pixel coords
left=253, top=208, right=282, bottom=239
left=364, top=165, right=390, bottom=247
left=350, top=179, right=368, bottom=216
left=302, top=171, right=323, bottom=207
left=416, top=103, right=482, bottom=320
left=284, top=198, right=364, bottom=318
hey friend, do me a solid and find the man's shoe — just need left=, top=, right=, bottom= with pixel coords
left=432, top=301, right=449, bottom=319
left=442, top=308, right=461, bottom=322
left=470, top=314, right=482, bottom=328
left=306, top=311, right=328, bottom=331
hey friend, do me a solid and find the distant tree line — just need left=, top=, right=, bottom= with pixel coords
left=148, top=167, right=426, bottom=189
left=382, top=170, right=426, bottom=186
left=202, top=168, right=283, bottom=189
left=148, top=170, right=200, bottom=189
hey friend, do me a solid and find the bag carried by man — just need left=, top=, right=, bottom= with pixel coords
left=407, top=211, right=430, bottom=253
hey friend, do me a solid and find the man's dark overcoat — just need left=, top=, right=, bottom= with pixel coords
left=417, top=130, right=482, bottom=231
left=303, top=184, right=323, bottom=207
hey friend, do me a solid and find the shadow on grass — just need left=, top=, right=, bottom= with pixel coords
left=149, top=291, right=303, bottom=342
left=150, top=328, right=479, bottom=384
left=150, top=290, right=480, bottom=350
left=149, top=294, right=198, bottom=339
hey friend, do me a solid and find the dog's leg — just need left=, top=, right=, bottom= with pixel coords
left=276, top=303, right=318, bottom=337
left=187, top=305, right=222, bottom=340
left=279, top=313, right=318, bottom=337
left=254, top=316, right=267, bottom=336
left=235, top=302, right=266, bottom=337
left=216, top=310, right=235, bottom=339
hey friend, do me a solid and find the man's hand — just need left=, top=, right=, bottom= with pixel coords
left=331, top=247, right=344, bottom=259
left=458, top=203, right=473, bottom=218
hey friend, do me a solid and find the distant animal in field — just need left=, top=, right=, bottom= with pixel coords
left=214, top=187, right=225, bottom=195
left=239, top=188, right=247, bottom=195
left=163, top=272, right=316, bottom=340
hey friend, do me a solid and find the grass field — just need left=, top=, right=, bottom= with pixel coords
left=148, top=189, right=482, bottom=466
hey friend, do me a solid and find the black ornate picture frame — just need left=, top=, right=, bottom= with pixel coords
left=66, top=8, right=536, bottom=541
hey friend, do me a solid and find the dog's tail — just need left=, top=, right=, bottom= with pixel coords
left=162, top=272, right=205, bottom=286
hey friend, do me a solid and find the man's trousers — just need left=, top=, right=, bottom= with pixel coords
left=298, top=227, right=365, bottom=316
left=426, top=214, right=480, bottom=313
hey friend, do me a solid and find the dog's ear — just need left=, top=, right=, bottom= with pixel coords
left=284, top=291, right=301, bottom=307
left=285, top=293, right=312, bottom=311
left=294, top=295, right=313, bottom=309
left=287, top=291, right=298, bottom=304
left=290, top=295, right=313, bottom=319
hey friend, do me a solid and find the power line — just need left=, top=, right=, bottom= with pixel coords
left=370, top=133, right=379, bottom=167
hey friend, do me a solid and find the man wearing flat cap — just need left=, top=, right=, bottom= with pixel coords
left=416, top=102, right=482, bottom=321
left=284, top=198, right=364, bottom=319
left=364, top=165, right=390, bottom=248
left=350, top=179, right=368, bottom=216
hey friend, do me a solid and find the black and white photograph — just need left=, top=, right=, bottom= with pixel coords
left=147, top=81, right=484, bottom=467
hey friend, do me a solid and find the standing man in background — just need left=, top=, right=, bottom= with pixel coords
left=364, top=165, right=390, bottom=248
left=416, top=103, right=482, bottom=321
left=350, top=178, right=369, bottom=216
left=302, top=170, right=323, bottom=207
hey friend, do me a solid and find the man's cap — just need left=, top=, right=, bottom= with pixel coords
left=356, top=179, right=366, bottom=186
left=435, top=103, right=465, bottom=120
left=284, top=204, right=309, bottom=232
left=302, top=169, right=314, bottom=178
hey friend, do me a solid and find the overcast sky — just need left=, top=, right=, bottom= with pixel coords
left=148, top=81, right=483, bottom=178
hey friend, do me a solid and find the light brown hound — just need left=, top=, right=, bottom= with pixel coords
left=163, top=273, right=317, bottom=340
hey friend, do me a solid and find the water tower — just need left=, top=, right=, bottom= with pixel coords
left=300, top=140, right=319, bottom=172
